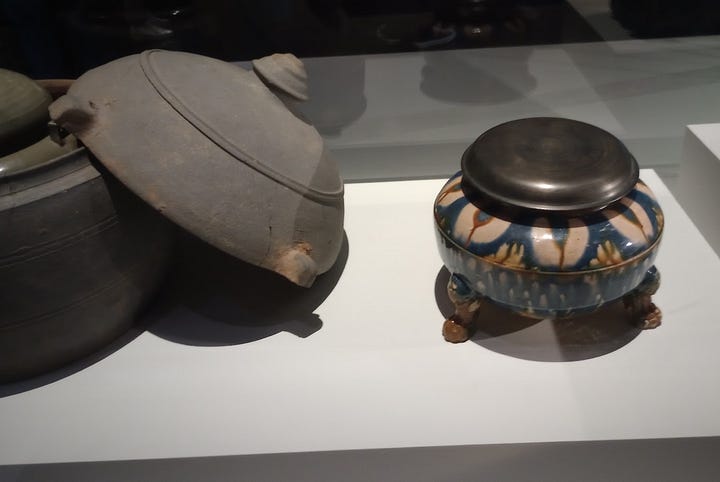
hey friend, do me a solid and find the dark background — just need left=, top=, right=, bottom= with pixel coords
left=2, top=0, right=720, bottom=79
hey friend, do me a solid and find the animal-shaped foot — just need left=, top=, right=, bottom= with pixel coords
left=639, top=302, right=662, bottom=329
left=624, top=266, right=662, bottom=329
left=443, top=273, right=482, bottom=343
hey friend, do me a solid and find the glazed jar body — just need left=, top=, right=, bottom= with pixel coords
left=436, top=230, right=659, bottom=318
left=434, top=172, right=663, bottom=318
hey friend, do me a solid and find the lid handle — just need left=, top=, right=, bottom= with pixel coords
left=47, top=121, right=70, bottom=146
left=48, top=94, right=95, bottom=136
left=252, top=54, right=309, bottom=102
left=273, top=244, right=318, bottom=287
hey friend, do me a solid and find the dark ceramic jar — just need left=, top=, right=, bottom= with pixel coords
left=0, top=68, right=52, bottom=156
left=434, top=118, right=663, bottom=343
left=0, top=73, right=172, bottom=382
left=2, top=49, right=345, bottom=381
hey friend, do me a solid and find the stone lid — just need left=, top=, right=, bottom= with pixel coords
left=137, top=50, right=342, bottom=202
left=48, top=50, right=344, bottom=271
left=461, top=118, right=639, bottom=212
left=50, top=50, right=342, bottom=204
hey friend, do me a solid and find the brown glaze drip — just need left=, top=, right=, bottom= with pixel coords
left=554, top=235, right=567, bottom=270
left=626, top=211, right=650, bottom=244
left=497, top=245, right=514, bottom=265
left=437, top=180, right=462, bottom=204
left=465, top=209, right=494, bottom=247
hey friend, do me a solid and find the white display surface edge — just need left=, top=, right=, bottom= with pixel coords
left=1, top=169, right=719, bottom=466
left=679, top=123, right=720, bottom=255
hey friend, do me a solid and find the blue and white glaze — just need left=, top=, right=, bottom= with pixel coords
left=434, top=172, right=664, bottom=317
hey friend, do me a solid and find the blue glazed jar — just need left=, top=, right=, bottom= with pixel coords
left=434, top=118, right=664, bottom=343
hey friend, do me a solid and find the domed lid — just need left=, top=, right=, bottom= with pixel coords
left=252, top=53, right=309, bottom=101
left=0, top=69, right=52, bottom=156
left=48, top=50, right=343, bottom=284
left=461, top=118, right=639, bottom=212
left=138, top=50, right=342, bottom=201
left=49, top=50, right=342, bottom=204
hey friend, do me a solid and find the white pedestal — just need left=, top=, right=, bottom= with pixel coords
left=1, top=170, right=719, bottom=479
left=680, top=124, right=720, bottom=255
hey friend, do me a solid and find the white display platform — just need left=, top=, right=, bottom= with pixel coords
left=1, top=170, right=719, bottom=467
left=680, top=123, right=720, bottom=255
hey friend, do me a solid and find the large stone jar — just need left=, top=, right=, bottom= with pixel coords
left=0, top=72, right=172, bottom=382
left=2, top=50, right=345, bottom=381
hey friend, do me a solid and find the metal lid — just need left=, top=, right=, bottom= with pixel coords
left=0, top=69, right=52, bottom=157
left=461, top=118, right=639, bottom=212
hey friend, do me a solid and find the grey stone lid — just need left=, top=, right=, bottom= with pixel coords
left=50, top=50, right=343, bottom=204
left=48, top=50, right=345, bottom=277
left=139, top=50, right=342, bottom=202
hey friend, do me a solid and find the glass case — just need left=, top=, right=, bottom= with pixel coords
left=2, top=2, right=720, bottom=480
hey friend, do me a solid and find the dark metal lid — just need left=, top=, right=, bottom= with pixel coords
left=461, top=118, right=639, bottom=212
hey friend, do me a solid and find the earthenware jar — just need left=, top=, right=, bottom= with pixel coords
left=0, top=74, right=172, bottom=382
left=50, top=50, right=344, bottom=288
left=434, top=118, right=663, bottom=343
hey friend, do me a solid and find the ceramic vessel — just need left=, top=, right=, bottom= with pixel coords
left=0, top=75, right=172, bottom=382
left=434, top=118, right=664, bottom=343
left=0, top=68, right=52, bottom=156
left=50, top=50, right=344, bottom=288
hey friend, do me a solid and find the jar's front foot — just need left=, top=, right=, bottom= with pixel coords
left=624, top=266, right=662, bottom=329
left=443, top=273, right=482, bottom=343
left=640, top=302, right=662, bottom=329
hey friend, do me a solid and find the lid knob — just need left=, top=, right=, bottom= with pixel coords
left=461, top=118, right=639, bottom=212
left=252, top=53, right=309, bottom=102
